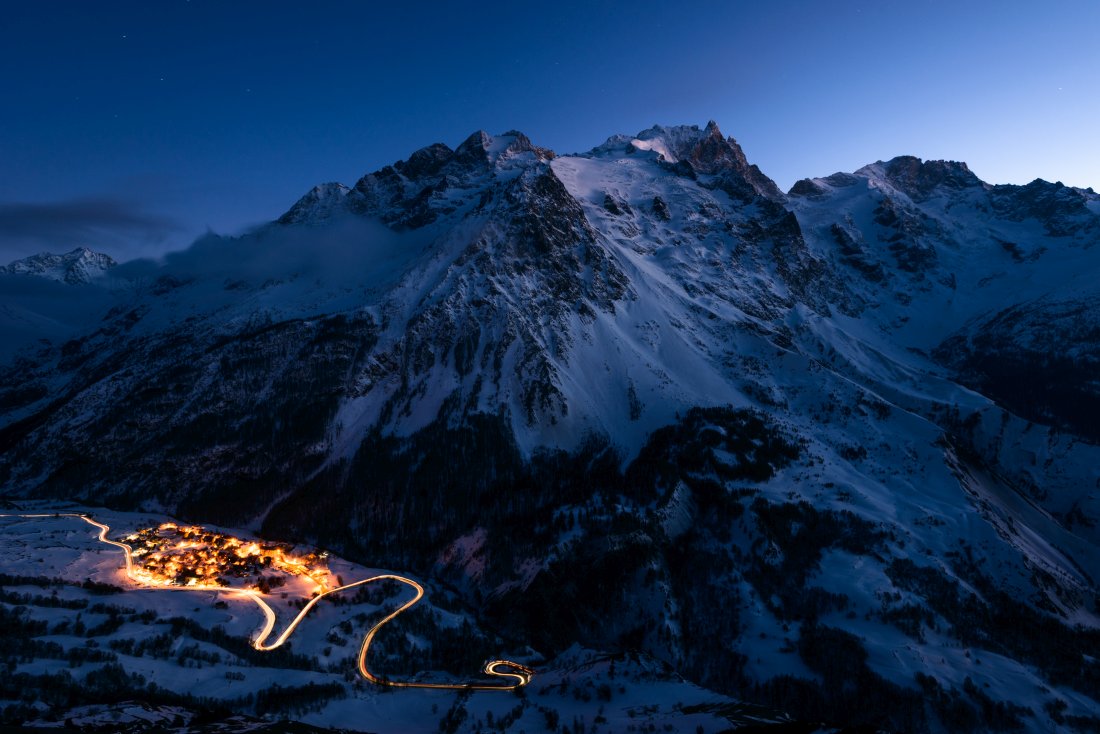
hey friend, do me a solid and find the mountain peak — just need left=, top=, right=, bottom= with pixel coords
left=629, top=123, right=712, bottom=163
left=452, top=130, right=493, bottom=162
left=856, top=155, right=984, bottom=200
left=395, top=142, right=454, bottom=178
left=0, top=246, right=117, bottom=284
left=620, top=122, right=785, bottom=201
left=277, top=183, right=352, bottom=225
left=451, top=129, right=554, bottom=167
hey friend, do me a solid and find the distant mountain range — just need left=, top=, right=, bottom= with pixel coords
left=2, top=121, right=1099, bottom=732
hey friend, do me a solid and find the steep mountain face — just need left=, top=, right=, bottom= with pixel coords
left=935, top=294, right=1100, bottom=444
left=2, top=123, right=1100, bottom=732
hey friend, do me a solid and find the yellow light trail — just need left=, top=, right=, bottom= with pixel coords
left=0, top=512, right=532, bottom=690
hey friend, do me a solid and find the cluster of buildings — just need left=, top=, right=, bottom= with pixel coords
left=123, top=522, right=329, bottom=592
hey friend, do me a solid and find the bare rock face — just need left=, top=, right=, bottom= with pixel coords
left=991, top=178, right=1100, bottom=238
left=876, top=155, right=984, bottom=201
left=394, top=141, right=454, bottom=178
left=627, top=120, right=786, bottom=202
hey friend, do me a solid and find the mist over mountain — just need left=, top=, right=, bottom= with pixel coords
left=3, top=121, right=1100, bottom=732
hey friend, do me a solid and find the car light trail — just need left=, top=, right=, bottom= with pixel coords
left=0, top=512, right=532, bottom=690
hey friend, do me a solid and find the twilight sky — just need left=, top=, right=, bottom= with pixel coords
left=1, top=0, right=1097, bottom=263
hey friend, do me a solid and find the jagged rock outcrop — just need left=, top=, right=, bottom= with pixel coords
left=868, top=155, right=984, bottom=201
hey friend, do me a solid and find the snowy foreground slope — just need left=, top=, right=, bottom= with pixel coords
left=1, top=506, right=773, bottom=733
left=2, top=122, right=1100, bottom=732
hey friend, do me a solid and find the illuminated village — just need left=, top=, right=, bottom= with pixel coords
left=124, top=522, right=330, bottom=594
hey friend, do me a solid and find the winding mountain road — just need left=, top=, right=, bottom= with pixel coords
left=0, top=511, right=533, bottom=690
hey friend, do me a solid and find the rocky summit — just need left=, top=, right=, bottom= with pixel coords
left=2, top=122, right=1100, bottom=732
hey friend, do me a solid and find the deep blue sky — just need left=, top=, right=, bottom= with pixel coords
left=2, top=0, right=1097, bottom=262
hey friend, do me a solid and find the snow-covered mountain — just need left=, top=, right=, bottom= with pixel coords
left=1, top=246, right=116, bottom=284
left=2, top=122, right=1099, bottom=732
left=0, top=247, right=119, bottom=363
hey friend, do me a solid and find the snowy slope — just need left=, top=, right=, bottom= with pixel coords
left=0, top=505, right=784, bottom=734
left=1, top=123, right=1100, bottom=732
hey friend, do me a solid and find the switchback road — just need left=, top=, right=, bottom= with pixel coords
left=0, top=512, right=533, bottom=690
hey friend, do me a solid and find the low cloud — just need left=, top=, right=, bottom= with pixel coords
left=0, top=198, right=180, bottom=264
left=143, top=216, right=431, bottom=292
